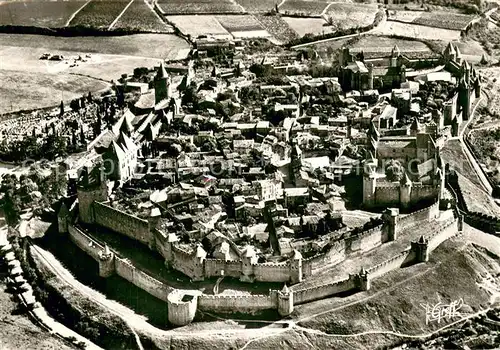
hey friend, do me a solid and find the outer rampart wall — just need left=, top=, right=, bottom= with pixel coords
left=366, top=249, right=414, bottom=279
left=94, top=202, right=153, bottom=247
left=293, top=277, right=355, bottom=305
left=428, top=220, right=458, bottom=252
left=198, top=294, right=275, bottom=312
left=114, top=257, right=173, bottom=302
left=68, top=225, right=103, bottom=261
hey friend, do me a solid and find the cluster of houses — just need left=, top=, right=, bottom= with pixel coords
left=67, top=40, right=480, bottom=263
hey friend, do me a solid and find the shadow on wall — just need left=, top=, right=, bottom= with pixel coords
left=34, top=228, right=172, bottom=329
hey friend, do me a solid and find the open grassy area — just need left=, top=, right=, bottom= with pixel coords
left=0, top=33, right=190, bottom=114
left=0, top=70, right=109, bottom=115
left=295, top=239, right=494, bottom=345
left=323, top=3, right=378, bottom=30
left=0, top=33, right=190, bottom=59
left=167, top=15, right=231, bottom=38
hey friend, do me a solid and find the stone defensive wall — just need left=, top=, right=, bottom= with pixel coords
left=68, top=225, right=104, bottom=262
left=197, top=293, right=276, bottom=313
left=464, top=212, right=500, bottom=234
left=293, top=276, right=354, bottom=305
left=114, top=258, right=174, bottom=302
left=446, top=175, right=500, bottom=234
left=65, top=210, right=460, bottom=326
left=93, top=202, right=153, bottom=248
left=366, top=249, right=414, bottom=279
left=397, top=201, right=440, bottom=232
left=374, top=183, right=439, bottom=207
left=302, top=201, right=439, bottom=277
left=427, top=219, right=460, bottom=252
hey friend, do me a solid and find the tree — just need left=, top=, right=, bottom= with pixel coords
left=59, top=101, right=64, bottom=117
left=385, top=159, right=405, bottom=182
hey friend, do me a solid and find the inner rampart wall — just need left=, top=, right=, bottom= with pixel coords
left=94, top=202, right=153, bottom=247
left=254, top=263, right=291, bottom=282
left=398, top=201, right=439, bottom=232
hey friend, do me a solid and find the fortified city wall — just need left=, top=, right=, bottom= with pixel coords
left=65, top=193, right=459, bottom=326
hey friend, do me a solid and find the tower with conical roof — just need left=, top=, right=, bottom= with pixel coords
left=154, top=61, right=171, bottom=105
left=277, top=284, right=294, bottom=316
left=391, top=45, right=400, bottom=67
left=289, top=249, right=303, bottom=284
left=411, top=235, right=429, bottom=262
left=458, top=77, right=470, bottom=120
left=400, top=172, right=412, bottom=209
left=443, top=42, right=456, bottom=63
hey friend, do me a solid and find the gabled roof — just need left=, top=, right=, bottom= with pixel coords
left=117, top=132, right=138, bottom=153
left=108, top=140, right=126, bottom=161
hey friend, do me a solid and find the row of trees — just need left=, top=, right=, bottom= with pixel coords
left=1, top=166, right=67, bottom=226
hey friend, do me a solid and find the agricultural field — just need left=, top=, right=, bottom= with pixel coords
left=283, top=17, right=333, bottom=37
left=387, top=10, right=476, bottom=31
left=413, top=12, right=476, bottom=30
left=167, top=15, right=231, bottom=39
left=255, top=14, right=299, bottom=43
left=235, top=0, right=276, bottom=13
left=215, top=15, right=270, bottom=38
left=373, top=20, right=462, bottom=41
left=112, top=0, right=174, bottom=32
left=278, top=0, right=330, bottom=17
left=69, top=0, right=130, bottom=29
left=156, top=0, right=243, bottom=15
left=323, top=3, right=378, bottom=30
left=0, top=0, right=87, bottom=28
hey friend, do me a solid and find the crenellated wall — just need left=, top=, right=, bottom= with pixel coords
left=65, top=211, right=459, bottom=326
left=169, top=244, right=202, bottom=280
left=115, top=257, right=174, bottom=302
left=68, top=225, right=104, bottom=261
left=253, top=262, right=291, bottom=282
left=366, top=249, right=414, bottom=279
left=94, top=202, right=153, bottom=247
left=346, top=225, right=384, bottom=254
left=427, top=220, right=458, bottom=252
left=293, top=276, right=355, bottom=305
left=398, top=201, right=440, bottom=233
left=197, top=293, right=275, bottom=312
left=410, top=185, right=439, bottom=204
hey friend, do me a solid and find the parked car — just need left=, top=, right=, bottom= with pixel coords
left=39, top=53, right=51, bottom=60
